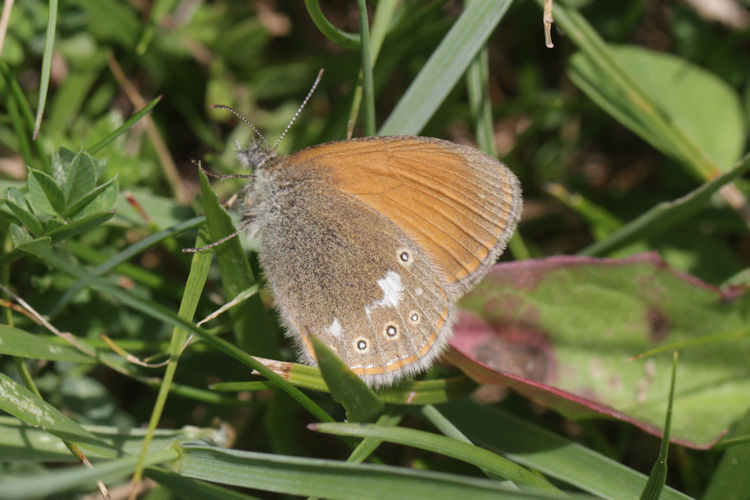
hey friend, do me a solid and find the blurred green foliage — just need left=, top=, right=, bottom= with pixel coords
left=0, top=1, right=749, bottom=498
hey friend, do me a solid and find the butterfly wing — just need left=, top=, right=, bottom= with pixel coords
left=286, top=136, right=522, bottom=299
left=257, top=177, right=453, bottom=387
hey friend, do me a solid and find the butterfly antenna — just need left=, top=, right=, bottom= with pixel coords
left=182, top=221, right=250, bottom=253
left=211, top=104, right=271, bottom=151
left=272, top=68, right=324, bottom=151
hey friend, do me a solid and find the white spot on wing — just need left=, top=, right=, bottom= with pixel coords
left=365, top=270, right=403, bottom=317
left=326, top=318, right=343, bottom=338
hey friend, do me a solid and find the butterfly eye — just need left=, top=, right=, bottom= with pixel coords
left=354, top=338, right=369, bottom=352
left=397, top=248, right=413, bottom=266
left=384, top=324, right=398, bottom=338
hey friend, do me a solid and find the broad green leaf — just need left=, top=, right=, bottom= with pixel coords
left=65, top=176, right=118, bottom=218
left=453, top=253, right=750, bottom=448
left=4, top=185, right=30, bottom=208
left=311, top=335, right=384, bottom=422
left=569, top=44, right=744, bottom=176
left=46, top=211, right=115, bottom=243
left=14, top=239, right=53, bottom=257
left=8, top=222, right=33, bottom=245
left=51, top=148, right=77, bottom=185
left=4, top=187, right=44, bottom=236
left=0, top=374, right=116, bottom=457
left=27, top=168, right=66, bottom=215
left=0, top=325, right=94, bottom=363
left=63, top=150, right=97, bottom=206
left=8, top=223, right=51, bottom=255
left=703, top=409, right=750, bottom=499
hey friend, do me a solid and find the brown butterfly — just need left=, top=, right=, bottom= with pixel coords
left=200, top=73, right=522, bottom=387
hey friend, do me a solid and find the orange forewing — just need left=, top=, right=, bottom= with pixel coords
left=288, top=137, right=519, bottom=295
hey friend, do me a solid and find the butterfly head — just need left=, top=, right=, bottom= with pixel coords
left=237, top=139, right=277, bottom=171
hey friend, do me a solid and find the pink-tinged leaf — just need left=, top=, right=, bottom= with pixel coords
left=451, top=253, right=750, bottom=449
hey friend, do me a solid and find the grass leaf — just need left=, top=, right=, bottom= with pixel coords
left=310, top=422, right=558, bottom=491
left=178, top=444, right=559, bottom=499
left=581, top=153, right=750, bottom=256
left=0, top=374, right=117, bottom=457
left=379, top=0, right=512, bottom=135
left=311, top=335, right=384, bottom=422
left=197, top=168, right=278, bottom=357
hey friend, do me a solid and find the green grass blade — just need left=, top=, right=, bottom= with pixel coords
left=0, top=416, right=223, bottom=462
left=0, top=60, right=47, bottom=169
left=356, top=0, right=375, bottom=136
left=178, top=445, right=562, bottom=499
left=640, top=352, right=678, bottom=500
left=310, top=422, right=557, bottom=491
left=379, top=0, right=512, bottom=136
left=580, top=153, right=750, bottom=256
left=421, top=404, right=473, bottom=443
left=212, top=374, right=475, bottom=406
left=130, top=229, right=214, bottom=487
left=38, top=250, right=334, bottom=424
left=198, top=168, right=278, bottom=357
left=1, top=83, right=33, bottom=167
left=146, top=467, right=263, bottom=500
left=304, top=0, right=360, bottom=49
left=346, top=0, right=398, bottom=137
left=46, top=211, right=115, bottom=242
left=87, top=95, right=163, bottom=155
left=311, top=335, right=384, bottom=422
left=0, top=325, right=94, bottom=363
left=46, top=215, right=204, bottom=318
left=465, top=44, right=495, bottom=155
left=0, top=61, right=36, bottom=132
left=33, top=0, right=58, bottom=140
left=1, top=448, right=179, bottom=499
left=438, top=400, right=692, bottom=499
left=346, top=412, right=403, bottom=464
left=0, top=373, right=117, bottom=457
left=551, top=1, right=737, bottom=180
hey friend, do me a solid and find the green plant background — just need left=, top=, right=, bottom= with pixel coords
left=1, top=1, right=749, bottom=498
